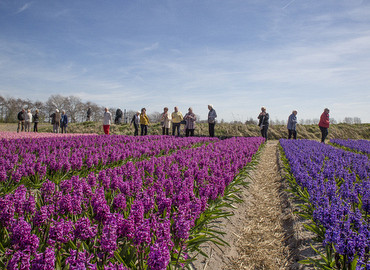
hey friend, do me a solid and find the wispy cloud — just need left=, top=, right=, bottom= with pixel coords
left=15, top=2, right=32, bottom=14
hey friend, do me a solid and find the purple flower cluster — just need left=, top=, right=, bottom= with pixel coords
left=280, top=139, right=370, bottom=268
left=0, top=135, right=264, bottom=269
left=330, top=139, right=370, bottom=155
left=0, top=135, right=217, bottom=189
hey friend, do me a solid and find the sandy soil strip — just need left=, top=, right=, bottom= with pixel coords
left=192, top=140, right=295, bottom=270
left=230, top=140, right=290, bottom=269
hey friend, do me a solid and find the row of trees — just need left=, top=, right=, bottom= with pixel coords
left=0, top=94, right=362, bottom=125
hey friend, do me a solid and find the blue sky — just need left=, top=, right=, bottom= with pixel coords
left=0, top=0, right=369, bottom=123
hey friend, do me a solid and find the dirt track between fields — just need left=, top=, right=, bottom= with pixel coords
left=192, top=140, right=315, bottom=270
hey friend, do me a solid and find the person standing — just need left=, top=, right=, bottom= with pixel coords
left=60, top=110, right=68, bottom=133
left=130, top=111, right=140, bottom=136
left=258, top=106, right=269, bottom=140
left=17, top=108, right=26, bottom=133
left=184, top=107, right=197, bottom=137
left=319, top=108, right=330, bottom=143
left=287, top=110, right=298, bottom=139
left=160, top=107, right=171, bottom=135
left=53, top=109, right=61, bottom=133
left=103, top=107, right=112, bottom=135
left=208, top=104, right=217, bottom=137
left=33, top=109, right=39, bottom=132
left=171, top=106, right=183, bottom=136
left=140, top=108, right=150, bottom=136
left=86, top=107, right=92, bottom=121
left=25, top=109, right=32, bottom=132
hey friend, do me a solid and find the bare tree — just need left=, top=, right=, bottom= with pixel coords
left=148, top=111, right=161, bottom=123
left=353, top=117, right=361, bottom=124
left=343, top=117, right=354, bottom=124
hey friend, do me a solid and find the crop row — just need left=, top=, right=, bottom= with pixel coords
left=330, top=139, right=370, bottom=156
left=0, top=135, right=264, bottom=269
left=280, top=139, right=370, bottom=269
left=0, top=135, right=217, bottom=195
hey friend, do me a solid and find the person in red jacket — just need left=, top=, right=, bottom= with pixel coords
left=319, top=108, right=330, bottom=143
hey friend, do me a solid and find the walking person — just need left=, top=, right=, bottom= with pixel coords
left=184, top=107, right=197, bottom=137
left=258, top=106, right=269, bottom=140
left=33, top=109, right=39, bottom=132
left=171, top=106, right=183, bottom=136
left=17, top=108, right=26, bottom=133
left=160, top=107, right=171, bottom=135
left=130, top=111, right=140, bottom=136
left=25, top=109, right=32, bottom=132
left=140, top=108, right=149, bottom=136
left=102, top=108, right=112, bottom=135
left=319, top=108, right=330, bottom=143
left=287, top=110, right=298, bottom=139
left=208, top=104, right=217, bottom=137
left=60, top=110, right=68, bottom=133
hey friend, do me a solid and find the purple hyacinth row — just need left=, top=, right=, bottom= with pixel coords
left=0, top=136, right=264, bottom=269
left=280, top=139, right=370, bottom=268
left=0, top=135, right=217, bottom=188
left=330, top=139, right=370, bottom=155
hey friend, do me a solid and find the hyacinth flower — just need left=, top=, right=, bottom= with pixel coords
left=0, top=135, right=216, bottom=194
left=0, top=136, right=264, bottom=269
left=330, top=139, right=370, bottom=156
left=280, top=139, right=370, bottom=269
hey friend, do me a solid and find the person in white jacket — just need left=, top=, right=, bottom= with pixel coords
left=160, top=107, right=172, bottom=135
left=25, top=109, right=33, bottom=132
left=103, top=107, right=112, bottom=135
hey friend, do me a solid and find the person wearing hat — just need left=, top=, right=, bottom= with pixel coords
left=207, top=104, right=217, bottom=137
left=258, top=106, right=269, bottom=140
left=184, top=107, right=197, bottom=137
left=130, top=111, right=140, bottom=136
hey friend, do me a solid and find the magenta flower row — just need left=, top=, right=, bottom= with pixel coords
left=0, top=136, right=264, bottom=269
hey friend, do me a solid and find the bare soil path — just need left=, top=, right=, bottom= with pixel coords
left=192, top=140, right=312, bottom=270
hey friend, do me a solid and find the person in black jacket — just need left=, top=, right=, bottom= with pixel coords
left=258, top=106, right=269, bottom=140
left=115, top=108, right=123, bottom=124
left=33, top=109, right=39, bottom=132
left=17, top=108, right=26, bottom=133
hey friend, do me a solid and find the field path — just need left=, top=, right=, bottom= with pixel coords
left=192, top=140, right=296, bottom=270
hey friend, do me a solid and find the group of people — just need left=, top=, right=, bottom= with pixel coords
left=17, top=108, right=38, bottom=133
left=17, top=108, right=68, bottom=134
left=259, top=107, right=331, bottom=143
left=129, top=105, right=217, bottom=137
left=102, top=105, right=218, bottom=137
left=50, top=109, right=68, bottom=133
left=17, top=105, right=331, bottom=142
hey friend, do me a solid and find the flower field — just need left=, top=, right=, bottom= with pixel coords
left=280, top=139, right=370, bottom=269
left=330, top=139, right=370, bottom=156
left=0, top=133, right=264, bottom=269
